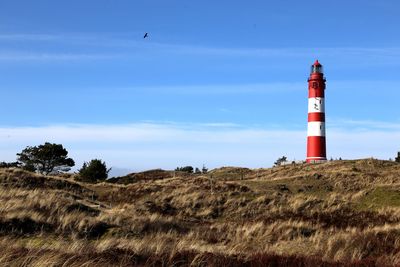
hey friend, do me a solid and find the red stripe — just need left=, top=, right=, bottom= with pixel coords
left=308, top=112, right=325, bottom=122
left=308, top=88, right=325, bottom=98
left=307, top=136, right=326, bottom=159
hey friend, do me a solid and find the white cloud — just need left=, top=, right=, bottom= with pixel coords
left=0, top=121, right=399, bottom=171
left=0, top=123, right=302, bottom=145
left=329, top=118, right=400, bottom=131
left=328, top=129, right=400, bottom=160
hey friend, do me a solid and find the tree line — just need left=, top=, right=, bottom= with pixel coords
left=175, top=165, right=208, bottom=174
left=2, top=142, right=400, bottom=180
left=0, top=142, right=210, bottom=182
left=0, top=142, right=109, bottom=183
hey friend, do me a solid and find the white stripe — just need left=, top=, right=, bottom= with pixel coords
left=308, top=97, right=325, bottom=113
left=307, top=122, right=326, bottom=136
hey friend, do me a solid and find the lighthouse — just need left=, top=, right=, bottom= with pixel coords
left=306, top=60, right=327, bottom=163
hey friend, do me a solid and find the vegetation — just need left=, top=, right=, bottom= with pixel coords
left=108, top=169, right=174, bottom=184
left=175, top=166, right=194, bottom=173
left=77, top=159, right=111, bottom=183
left=175, top=165, right=208, bottom=174
left=202, top=164, right=208, bottom=174
left=16, top=142, right=75, bottom=175
left=0, top=159, right=400, bottom=266
left=0, top=161, right=20, bottom=168
left=395, top=151, right=400, bottom=163
left=274, top=156, right=288, bottom=166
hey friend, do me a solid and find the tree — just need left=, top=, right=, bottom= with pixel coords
left=274, top=156, right=288, bottom=167
left=395, top=152, right=400, bottom=163
left=78, top=159, right=111, bottom=183
left=175, top=166, right=194, bottom=173
left=202, top=164, right=208, bottom=174
left=194, top=167, right=201, bottom=174
left=17, top=142, right=75, bottom=175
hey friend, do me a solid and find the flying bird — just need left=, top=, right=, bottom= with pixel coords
left=143, top=32, right=149, bottom=39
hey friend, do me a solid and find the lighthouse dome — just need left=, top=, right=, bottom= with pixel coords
left=311, top=60, right=323, bottom=74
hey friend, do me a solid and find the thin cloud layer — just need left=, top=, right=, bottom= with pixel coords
left=0, top=121, right=398, bottom=171
left=2, top=33, right=400, bottom=64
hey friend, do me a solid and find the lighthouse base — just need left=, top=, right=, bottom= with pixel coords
left=306, top=158, right=327, bottom=164
left=306, top=136, right=326, bottom=163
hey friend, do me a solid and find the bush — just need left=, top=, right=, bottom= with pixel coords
left=202, top=165, right=208, bottom=174
left=274, top=156, right=287, bottom=167
left=0, top=162, right=21, bottom=168
left=78, top=159, right=111, bottom=183
left=175, top=166, right=194, bottom=173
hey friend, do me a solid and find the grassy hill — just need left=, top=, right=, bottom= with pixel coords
left=0, top=159, right=400, bottom=266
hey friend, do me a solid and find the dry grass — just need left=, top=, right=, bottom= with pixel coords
left=0, top=159, right=400, bottom=266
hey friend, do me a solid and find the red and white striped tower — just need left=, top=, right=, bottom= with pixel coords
left=306, top=60, right=327, bottom=163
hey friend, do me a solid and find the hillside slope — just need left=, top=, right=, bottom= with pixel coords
left=0, top=159, right=400, bottom=266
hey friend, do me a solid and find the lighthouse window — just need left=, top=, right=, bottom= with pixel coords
left=311, top=65, right=324, bottom=73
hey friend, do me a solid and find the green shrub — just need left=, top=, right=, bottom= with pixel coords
left=175, top=166, right=194, bottom=173
left=78, top=159, right=111, bottom=183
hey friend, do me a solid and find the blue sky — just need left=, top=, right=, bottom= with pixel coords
left=1, top=1, right=400, bottom=174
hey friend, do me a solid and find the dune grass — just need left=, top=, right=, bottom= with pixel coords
left=0, top=159, right=399, bottom=266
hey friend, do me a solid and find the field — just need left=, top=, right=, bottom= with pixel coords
left=1, top=159, right=400, bottom=266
